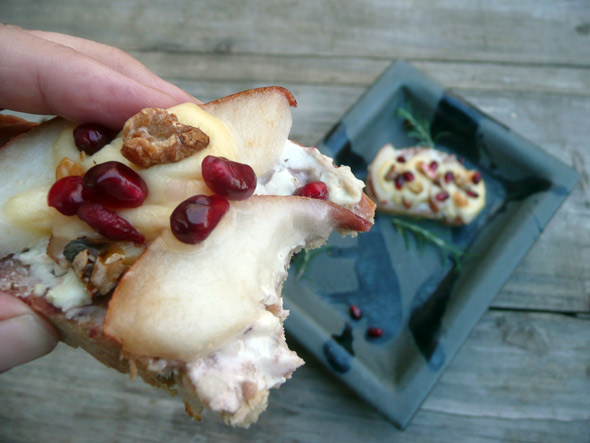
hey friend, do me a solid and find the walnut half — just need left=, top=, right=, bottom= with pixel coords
left=121, top=108, right=209, bottom=168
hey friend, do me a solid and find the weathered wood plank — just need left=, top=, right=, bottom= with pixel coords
left=1, top=311, right=588, bottom=442
left=1, top=2, right=588, bottom=440
left=128, top=52, right=590, bottom=96
left=1, top=0, right=589, bottom=66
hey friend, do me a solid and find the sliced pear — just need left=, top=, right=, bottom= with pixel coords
left=200, top=87, right=296, bottom=177
left=0, top=118, right=69, bottom=257
left=104, top=195, right=369, bottom=360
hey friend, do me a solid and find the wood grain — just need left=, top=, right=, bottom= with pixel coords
left=2, top=0, right=589, bottom=64
left=1, top=311, right=588, bottom=442
left=0, top=0, right=589, bottom=441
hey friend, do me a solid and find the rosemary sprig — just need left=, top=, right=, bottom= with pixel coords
left=396, top=105, right=449, bottom=147
left=392, top=218, right=465, bottom=269
left=396, top=106, right=435, bottom=147
left=293, top=246, right=329, bottom=280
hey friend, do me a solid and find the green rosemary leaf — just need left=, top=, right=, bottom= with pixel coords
left=403, top=228, right=410, bottom=250
left=433, top=131, right=451, bottom=143
left=396, top=107, right=434, bottom=147
left=391, top=218, right=466, bottom=268
left=295, top=246, right=329, bottom=280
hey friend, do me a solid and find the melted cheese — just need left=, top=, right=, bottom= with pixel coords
left=4, top=104, right=240, bottom=243
left=371, top=145, right=485, bottom=224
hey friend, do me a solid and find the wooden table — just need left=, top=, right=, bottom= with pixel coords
left=1, top=1, right=589, bottom=441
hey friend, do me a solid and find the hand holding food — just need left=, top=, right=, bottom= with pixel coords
left=0, top=24, right=200, bottom=374
left=0, top=85, right=374, bottom=426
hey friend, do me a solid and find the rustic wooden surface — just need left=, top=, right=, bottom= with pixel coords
left=1, top=1, right=589, bottom=441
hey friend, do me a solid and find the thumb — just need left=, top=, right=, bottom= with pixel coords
left=0, top=292, right=59, bottom=372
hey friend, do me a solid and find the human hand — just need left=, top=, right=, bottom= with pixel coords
left=0, top=24, right=199, bottom=371
left=0, top=292, right=59, bottom=373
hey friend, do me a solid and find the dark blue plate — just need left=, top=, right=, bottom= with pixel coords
left=282, top=60, right=579, bottom=428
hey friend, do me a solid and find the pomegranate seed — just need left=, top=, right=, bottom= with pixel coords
left=170, top=195, right=230, bottom=244
left=73, top=123, right=115, bottom=155
left=396, top=155, right=406, bottom=163
left=48, top=176, right=85, bottom=216
left=295, top=181, right=329, bottom=200
left=466, top=190, right=479, bottom=198
left=77, top=202, right=145, bottom=244
left=82, top=161, right=148, bottom=209
left=444, top=171, right=454, bottom=183
left=367, top=327, right=383, bottom=338
left=402, top=171, right=415, bottom=182
left=201, top=156, right=257, bottom=201
left=349, top=305, right=362, bottom=320
left=394, top=175, right=404, bottom=190
left=429, top=160, right=439, bottom=172
left=472, top=171, right=482, bottom=184
left=435, top=191, right=450, bottom=202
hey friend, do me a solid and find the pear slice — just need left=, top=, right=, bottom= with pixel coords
left=0, top=118, right=72, bottom=257
left=104, top=195, right=371, bottom=361
left=200, top=86, right=296, bottom=176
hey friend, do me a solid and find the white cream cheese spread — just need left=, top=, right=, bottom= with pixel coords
left=255, top=140, right=365, bottom=210
left=13, top=238, right=90, bottom=310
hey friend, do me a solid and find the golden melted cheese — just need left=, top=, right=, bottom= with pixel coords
left=4, top=104, right=239, bottom=242
left=370, top=144, right=485, bottom=224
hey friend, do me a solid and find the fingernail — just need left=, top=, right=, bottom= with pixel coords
left=0, top=315, right=58, bottom=372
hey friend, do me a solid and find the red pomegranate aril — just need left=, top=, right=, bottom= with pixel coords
left=435, top=191, right=450, bottom=202
left=444, top=171, right=454, bottom=183
left=48, top=176, right=85, bottom=216
left=429, top=160, right=439, bottom=172
left=472, top=171, right=482, bottom=184
left=170, top=195, right=230, bottom=244
left=202, top=156, right=257, bottom=201
left=77, top=202, right=145, bottom=244
left=295, top=181, right=329, bottom=200
left=402, top=171, right=415, bottom=182
left=394, top=175, right=404, bottom=190
left=396, top=155, right=406, bottom=163
left=349, top=304, right=362, bottom=320
left=367, top=327, right=383, bottom=338
left=82, top=161, right=148, bottom=208
left=73, top=123, right=115, bottom=155
left=466, top=189, right=479, bottom=198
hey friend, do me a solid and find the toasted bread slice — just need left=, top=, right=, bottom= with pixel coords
left=367, top=143, right=484, bottom=225
left=0, top=87, right=374, bottom=427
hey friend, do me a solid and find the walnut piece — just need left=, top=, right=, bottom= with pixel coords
left=55, top=158, right=85, bottom=180
left=121, top=108, right=209, bottom=168
left=407, top=180, right=424, bottom=194
left=384, top=164, right=396, bottom=181
left=453, top=191, right=469, bottom=208
left=90, top=255, right=127, bottom=296
left=70, top=246, right=135, bottom=297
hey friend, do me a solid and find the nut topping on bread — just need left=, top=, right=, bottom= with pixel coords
left=122, top=108, right=210, bottom=168
left=368, top=143, right=485, bottom=225
left=0, top=87, right=375, bottom=428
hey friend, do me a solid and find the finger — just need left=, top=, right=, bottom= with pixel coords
left=0, top=25, right=193, bottom=129
left=0, top=292, right=59, bottom=373
left=24, top=28, right=198, bottom=105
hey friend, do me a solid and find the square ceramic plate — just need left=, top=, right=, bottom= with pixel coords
left=282, top=60, right=579, bottom=429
